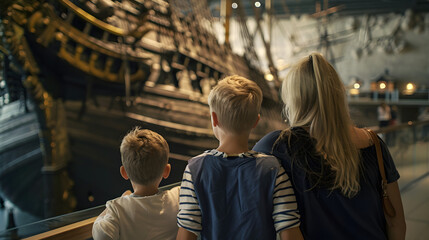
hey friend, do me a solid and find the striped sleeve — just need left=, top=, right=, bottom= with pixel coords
left=272, top=165, right=300, bottom=232
left=177, top=165, right=202, bottom=235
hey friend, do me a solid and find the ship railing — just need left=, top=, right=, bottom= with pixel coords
left=58, top=0, right=125, bottom=36
left=2, top=120, right=429, bottom=239
left=0, top=182, right=180, bottom=240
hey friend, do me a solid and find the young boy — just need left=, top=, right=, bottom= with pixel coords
left=176, top=76, right=303, bottom=240
left=92, top=127, right=180, bottom=240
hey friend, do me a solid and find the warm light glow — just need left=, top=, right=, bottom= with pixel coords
left=265, top=73, right=274, bottom=81
left=255, top=1, right=261, bottom=8
left=353, top=83, right=360, bottom=89
left=232, top=2, right=238, bottom=9
left=349, top=89, right=359, bottom=95
left=379, top=82, right=386, bottom=89
left=403, top=82, right=416, bottom=95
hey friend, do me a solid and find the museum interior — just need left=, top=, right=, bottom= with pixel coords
left=0, top=0, right=428, bottom=239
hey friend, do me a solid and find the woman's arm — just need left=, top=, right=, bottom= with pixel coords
left=385, top=181, right=406, bottom=240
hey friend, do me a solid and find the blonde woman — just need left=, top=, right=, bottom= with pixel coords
left=253, top=53, right=406, bottom=239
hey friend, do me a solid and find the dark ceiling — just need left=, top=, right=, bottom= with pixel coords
left=207, top=0, right=429, bottom=18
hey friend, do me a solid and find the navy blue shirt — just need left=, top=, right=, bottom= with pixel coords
left=253, top=129, right=400, bottom=240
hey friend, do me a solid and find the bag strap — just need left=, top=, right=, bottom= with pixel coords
left=366, top=130, right=388, bottom=190
left=366, top=129, right=396, bottom=217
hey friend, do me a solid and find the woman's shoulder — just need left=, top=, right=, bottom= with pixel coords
left=253, top=130, right=283, bottom=154
left=253, top=128, right=308, bottom=153
left=261, top=130, right=283, bottom=142
left=351, top=127, right=374, bottom=149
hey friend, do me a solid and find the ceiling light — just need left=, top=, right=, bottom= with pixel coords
left=232, top=3, right=238, bottom=9
left=255, top=2, right=261, bottom=8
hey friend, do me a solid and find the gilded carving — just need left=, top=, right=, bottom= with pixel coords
left=1, top=0, right=75, bottom=216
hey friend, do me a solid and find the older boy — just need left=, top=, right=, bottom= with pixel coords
left=176, top=76, right=303, bottom=240
left=92, top=128, right=179, bottom=240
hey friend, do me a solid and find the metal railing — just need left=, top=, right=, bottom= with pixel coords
left=375, top=120, right=429, bottom=191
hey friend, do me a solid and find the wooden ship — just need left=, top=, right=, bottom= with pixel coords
left=0, top=0, right=284, bottom=219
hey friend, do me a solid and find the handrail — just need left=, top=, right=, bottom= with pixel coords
left=374, top=119, right=429, bottom=193
left=374, top=119, right=429, bottom=134
left=0, top=205, right=105, bottom=240
left=23, top=217, right=97, bottom=240
left=2, top=182, right=180, bottom=239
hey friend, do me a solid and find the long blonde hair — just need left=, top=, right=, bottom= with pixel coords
left=281, top=53, right=360, bottom=197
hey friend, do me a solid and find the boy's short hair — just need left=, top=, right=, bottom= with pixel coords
left=120, top=127, right=169, bottom=185
left=208, top=75, right=263, bottom=134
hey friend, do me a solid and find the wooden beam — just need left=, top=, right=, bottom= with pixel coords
left=311, top=5, right=345, bottom=18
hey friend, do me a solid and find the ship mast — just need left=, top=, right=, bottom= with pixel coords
left=252, top=0, right=279, bottom=86
left=221, top=0, right=232, bottom=45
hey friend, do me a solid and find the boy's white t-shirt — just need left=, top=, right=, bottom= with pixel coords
left=92, top=186, right=180, bottom=240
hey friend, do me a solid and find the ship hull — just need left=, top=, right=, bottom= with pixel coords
left=62, top=90, right=218, bottom=210
left=0, top=0, right=284, bottom=218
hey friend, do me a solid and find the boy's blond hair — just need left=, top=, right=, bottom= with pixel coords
left=120, top=127, right=169, bottom=185
left=208, top=75, right=262, bottom=134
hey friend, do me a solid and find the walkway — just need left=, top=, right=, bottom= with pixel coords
left=400, top=174, right=429, bottom=240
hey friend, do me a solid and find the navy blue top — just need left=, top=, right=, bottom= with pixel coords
left=253, top=128, right=400, bottom=240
